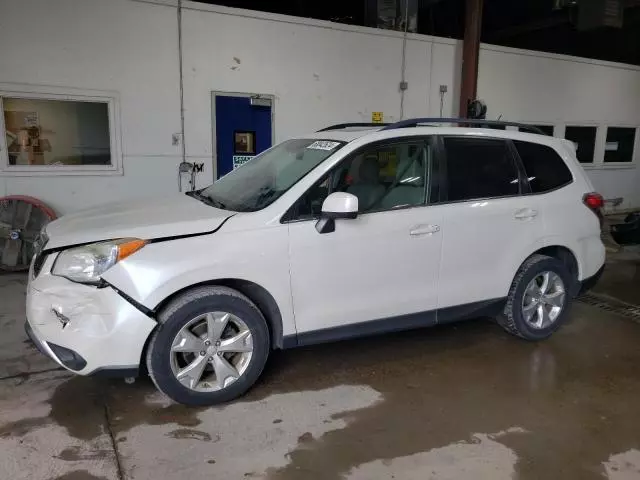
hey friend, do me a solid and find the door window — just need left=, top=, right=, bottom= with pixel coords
left=286, top=139, right=434, bottom=221
left=234, top=131, right=256, bottom=154
left=442, top=137, right=519, bottom=202
left=514, top=140, right=573, bottom=193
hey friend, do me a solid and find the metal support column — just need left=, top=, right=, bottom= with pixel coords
left=458, top=0, right=483, bottom=118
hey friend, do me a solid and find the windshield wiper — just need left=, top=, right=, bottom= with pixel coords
left=186, top=190, right=227, bottom=210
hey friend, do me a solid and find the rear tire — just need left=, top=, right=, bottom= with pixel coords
left=497, top=254, right=573, bottom=341
left=146, top=286, right=270, bottom=406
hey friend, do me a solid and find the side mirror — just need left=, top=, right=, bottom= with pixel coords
left=316, top=192, right=358, bottom=234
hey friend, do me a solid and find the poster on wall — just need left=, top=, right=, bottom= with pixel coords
left=232, top=155, right=254, bottom=169
left=3, top=110, right=51, bottom=165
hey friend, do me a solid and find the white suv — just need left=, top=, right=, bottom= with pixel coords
left=26, top=119, right=606, bottom=405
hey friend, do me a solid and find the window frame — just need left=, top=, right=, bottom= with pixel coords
left=281, top=135, right=440, bottom=223
left=436, top=135, right=528, bottom=205
left=0, top=84, right=122, bottom=176
left=511, top=139, right=574, bottom=196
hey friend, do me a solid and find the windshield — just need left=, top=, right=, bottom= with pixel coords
left=199, top=139, right=345, bottom=212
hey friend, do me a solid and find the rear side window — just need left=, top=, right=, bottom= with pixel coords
left=514, top=141, right=572, bottom=193
left=443, top=137, right=519, bottom=202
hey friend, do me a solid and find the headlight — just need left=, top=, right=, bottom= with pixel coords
left=52, top=238, right=147, bottom=284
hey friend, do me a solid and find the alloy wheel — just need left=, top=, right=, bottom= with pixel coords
left=521, top=271, right=566, bottom=329
left=169, top=311, right=253, bottom=392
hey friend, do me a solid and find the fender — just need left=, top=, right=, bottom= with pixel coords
left=101, top=225, right=297, bottom=340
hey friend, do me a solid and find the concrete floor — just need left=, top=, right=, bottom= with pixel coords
left=1, top=267, right=640, bottom=480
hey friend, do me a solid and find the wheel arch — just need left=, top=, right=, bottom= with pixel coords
left=519, top=245, right=580, bottom=296
left=150, top=279, right=285, bottom=350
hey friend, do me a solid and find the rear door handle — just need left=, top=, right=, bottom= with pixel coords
left=514, top=208, right=538, bottom=220
left=410, top=224, right=440, bottom=236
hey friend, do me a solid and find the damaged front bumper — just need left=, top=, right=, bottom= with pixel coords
left=25, top=254, right=156, bottom=376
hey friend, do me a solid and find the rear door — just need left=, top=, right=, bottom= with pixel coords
left=436, top=135, right=545, bottom=312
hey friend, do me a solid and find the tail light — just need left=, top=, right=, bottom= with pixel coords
left=583, top=192, right=604, bottom=226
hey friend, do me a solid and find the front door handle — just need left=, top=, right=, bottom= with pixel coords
left=514, top=208, right=538, bottom=220
left=410, top=224, right=440, bottom=236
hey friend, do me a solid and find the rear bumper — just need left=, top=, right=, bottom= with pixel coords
left=579, top=265, right=605, bottom=295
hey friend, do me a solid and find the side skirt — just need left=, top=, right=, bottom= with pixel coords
left=282, top=298, right=506, bottom=349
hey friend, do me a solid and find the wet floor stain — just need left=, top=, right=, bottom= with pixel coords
left=53, top=445, right=113, bottom=461
left=166, top=428, right=218, bottom=442
left=347, top=428, right=526, bottom=480
left=239, top=306, right=640, bottom=480
left=0, top=376, right=105, bottom=441
left=48, top=377, right=106, bottom=441
left=49, top=471, right=109, bottom=480
left=0, top=416, right=51, bottom=438
left=4, top=300, right=639, bottom=479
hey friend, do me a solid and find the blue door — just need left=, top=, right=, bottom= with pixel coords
left=214, top=95, right=272, bottom=178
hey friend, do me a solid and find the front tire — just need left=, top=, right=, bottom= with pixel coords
left=497, top=254, right=572, bottom=341
left=146, top=286, right=270, bottom=406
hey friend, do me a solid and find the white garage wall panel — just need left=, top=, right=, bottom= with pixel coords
left=0, top=0, right=638, bottom=214
left=180, top=4, right=448, bottom=158
left=0, top=0, right=184, bottom=214
left=477, top=45, right=640, bottom=210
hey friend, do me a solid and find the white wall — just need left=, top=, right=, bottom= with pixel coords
left=0, top=0, right=187, bottom=214
left=477, top=44, right=640, bottom=210
left=180, top=3, right=454, bottom=161
left=1, top=0, right=639, bottom=214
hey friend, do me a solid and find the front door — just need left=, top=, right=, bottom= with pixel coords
left=286, top=137, right=443, bottom=338
left=213, top=94, right=273, bottom=178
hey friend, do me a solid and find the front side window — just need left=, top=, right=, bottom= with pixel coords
left=2, top=96, right=111, bottom=167
left=198, top=139, right=344, bottom=212
left=514, top=141, right=572, bottom=193
left=443, top=137, right=519, bottom=202
left=287, top=139, right=434, bottom=221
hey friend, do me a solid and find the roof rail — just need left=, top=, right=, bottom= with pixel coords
left=380, top=118, right=547, bottom=135
left=317, top=122, right=389, bottom=132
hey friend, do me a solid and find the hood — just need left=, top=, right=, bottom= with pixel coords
left=45, top=194, right=233, bottom=249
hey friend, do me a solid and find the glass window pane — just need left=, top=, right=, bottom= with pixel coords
left=234, top=131, right=255, bottom=154
left=3, top=97, right=111, bottom=166
left=289, top=139, right=434, bottom=220
left=514, top=141, right=572, bottom=193
left=604, top=127, right=636, bottom=163
left=565, top=126, right=597, bottom=163
left=443, top=137, right=519, bottom=202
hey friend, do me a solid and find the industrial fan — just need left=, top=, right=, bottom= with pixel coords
left=0, top=196, right=56, bottom=271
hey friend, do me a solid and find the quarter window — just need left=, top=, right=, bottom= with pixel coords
left=442, top=137, right=519, bottom=202
left=287, top=139, right=434, bottom=220
left=514, top=141, right=572, bottom=193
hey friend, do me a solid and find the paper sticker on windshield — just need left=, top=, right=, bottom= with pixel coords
left=307, top=141, right=341, bottom=151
